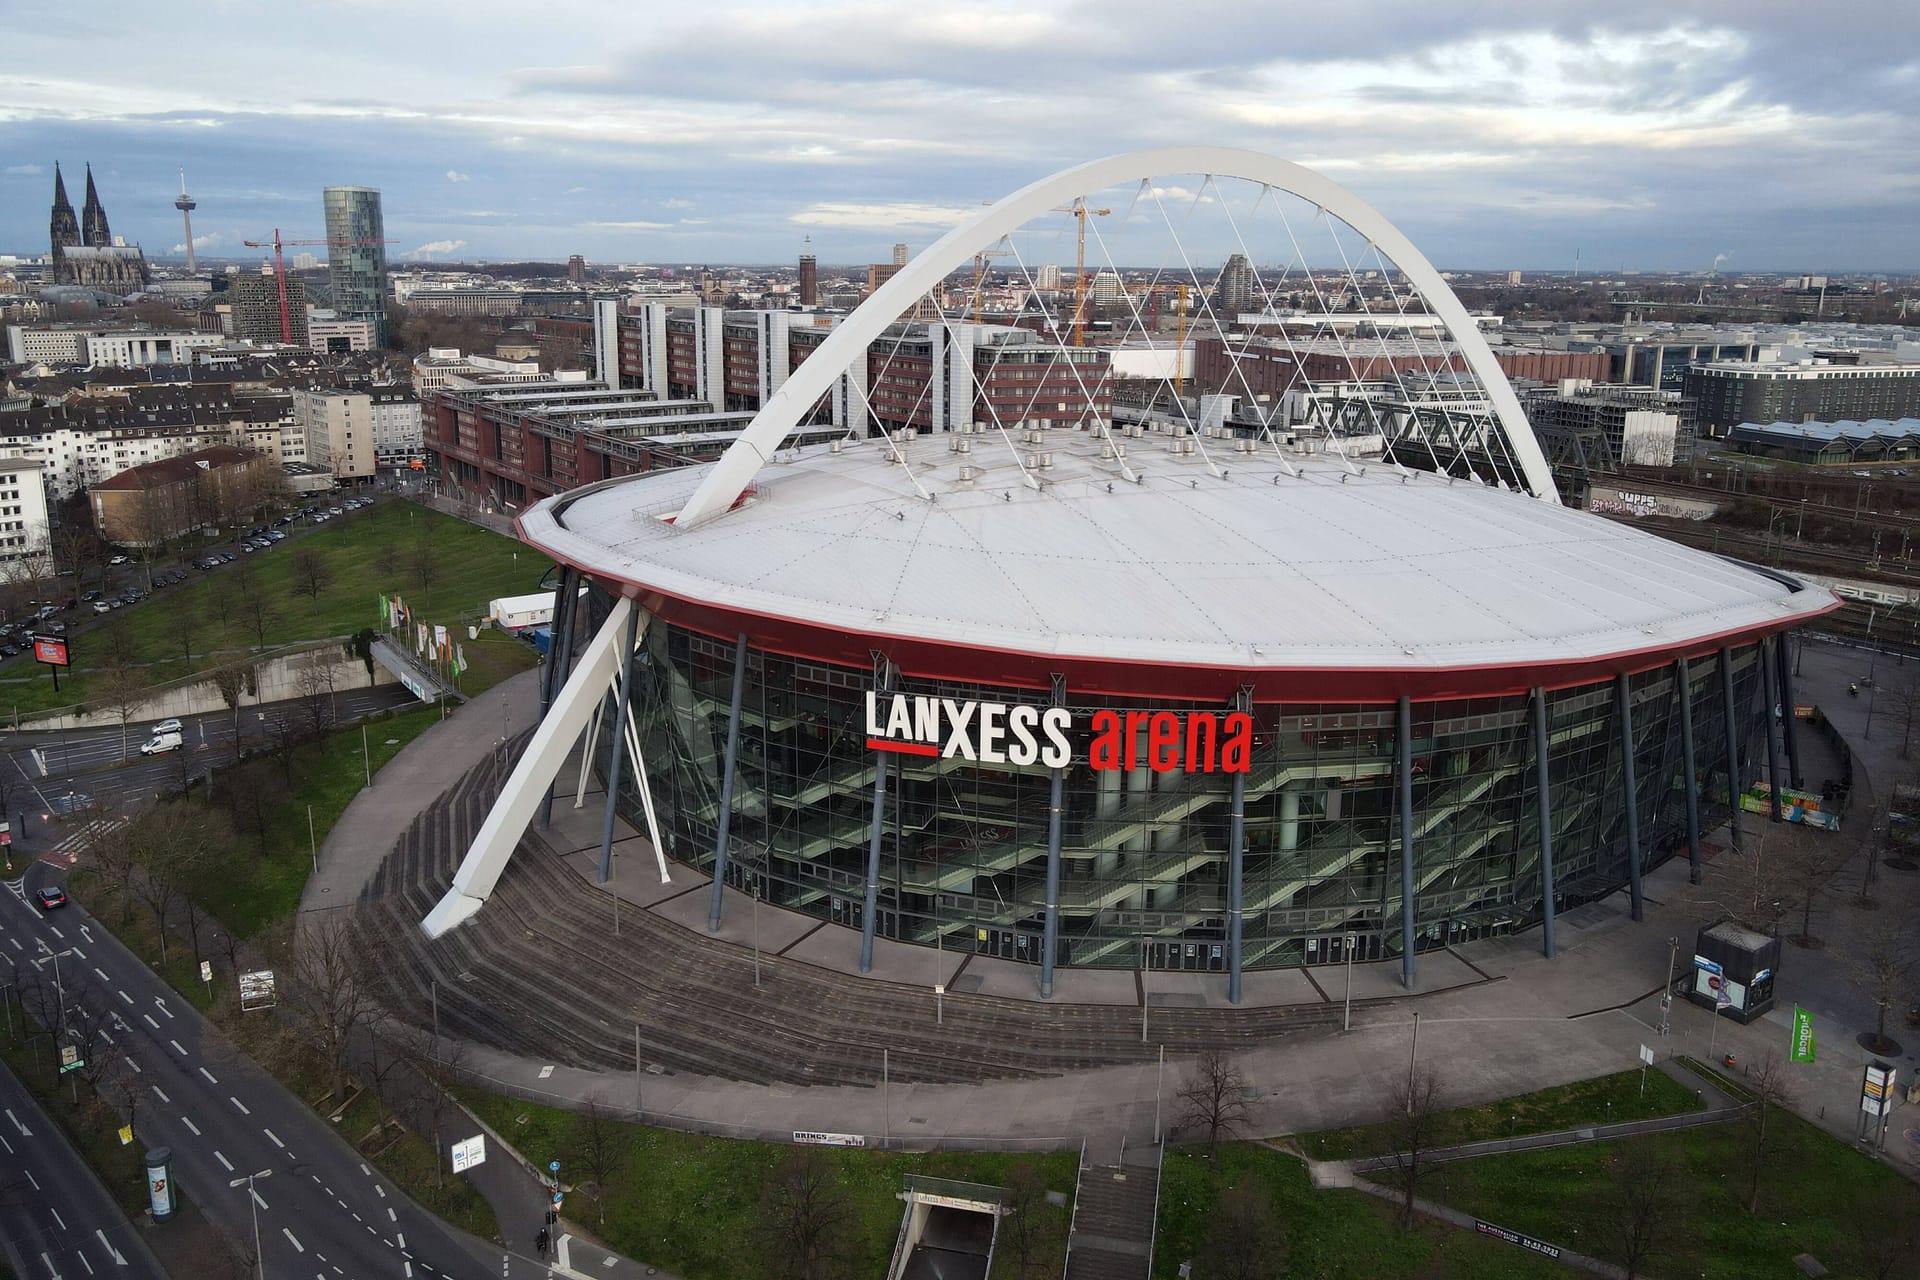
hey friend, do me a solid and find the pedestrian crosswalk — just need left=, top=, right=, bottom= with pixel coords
left=48, top=818, right=125, bottom=862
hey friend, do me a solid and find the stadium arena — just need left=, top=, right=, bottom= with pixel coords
left=422, top=147, right=1837, bottom=1003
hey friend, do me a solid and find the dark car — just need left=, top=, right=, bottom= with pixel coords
left=82, top=590, right=102, bottom=602
left=0, top=645, right=17, bottom=658
left=35, top=886, right=67, bottom=910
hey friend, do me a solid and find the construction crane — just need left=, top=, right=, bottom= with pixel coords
left=969, top=245, right=1015, bottom=322
left=1051, top=200, right=1109, bottom=346
left=241, top=227, right=396, bottom=344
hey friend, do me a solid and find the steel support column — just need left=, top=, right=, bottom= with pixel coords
left=595, top=605, right=642, bottom=885
left=705, top=634, right=750, bottom=932
left=1720, top=646, right=1742, bottom=851
left=1226, top=759, right=1249, bottom=1005
left=1762, top=637, right=1784, bottom=823
left=1039, top=765, right=1065, bottom=999
left=1676, top=654, right=1704, bottom=884
left=858, top=729, right=891, bottom=975
left=537, top=565, right=578, bottom=830
left=1776, top=633, right=1804, bottom=789
left=1615, top=672, right=1645, bottom=922
left=1531, top=689, right=1557, bottom=960
left=1396, top=694, right=1417, bottom=990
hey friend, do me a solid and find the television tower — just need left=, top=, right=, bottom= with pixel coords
left=174, top=168, right=198, bottom=272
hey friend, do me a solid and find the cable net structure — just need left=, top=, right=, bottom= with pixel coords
left=676, top=147, right=1558, bottom=529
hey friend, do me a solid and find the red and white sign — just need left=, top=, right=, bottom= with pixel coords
left=864, top=693, right=1254, bottom=774
left=32, top=635, right=69, bottom=667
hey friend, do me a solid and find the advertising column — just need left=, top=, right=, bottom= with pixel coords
left=145, top=1147, right=177, bottom=1221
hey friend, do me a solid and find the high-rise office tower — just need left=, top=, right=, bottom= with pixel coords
left=567, top=254, right=586, bottom=283
left=323, top=185, right=389, bottom=346
left=892, top=242, right=909, bottom=266
left=798, top=236, right=817, bottom=306
left=1214, top=252, right=1257, bottom=320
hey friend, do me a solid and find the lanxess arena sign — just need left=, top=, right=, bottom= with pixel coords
left=865, top=693, right=1255, bottom=773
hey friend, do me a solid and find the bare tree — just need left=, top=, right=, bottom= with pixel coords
left=206, top=576, right=241, bottom=641
left=1681, top=830, right=1790, bottom=936
left=1882, top=666, right=1920, bottom=760
left=1605, top=1138, right=1680, bottom=1280
left=210, top=660, right=253, bottom=752
left=282, top=914, right=378, bottom=1104
left=398, top=1034, right=470, bottom=1189
left=1387, top=1063, right=1445, bottom=1229
left=1176, top=1048, right=1251, bottom=1161
left=567, top=1096, right=629, bottom=1227
left=100, top=616, right=139, bottom=668
left=1781, top=834, right=1849, bottom=949
left=1858, top=1185, right=1920, bottom=1280
left=375, top=540, right=401, bottom=576
left=756, top=1147, right=855, bottom=1280
left=127, top=802, right=213, bottom=964
left=163, top=595, right=201, bottom=666
left=96, top=663, right=153, bottom=761
left=1738, top=1052, right=1795, bottom=1214
left=291, top=652, right=340, bottom=739
left=1196, top=1183, right=1281, bottom=1280
left=996, top=1164, right=1051, bottom=1280
left=407, top=537, right=440, bottom=605
left=235, top=587, right=282, bottom=649
left=287, top=545, right=334, bottom=601
left=1851, top=923, right=1916, bottom=1056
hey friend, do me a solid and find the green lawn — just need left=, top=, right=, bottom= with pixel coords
left=1, top=500, right=547, bottom=716
left=1300, top=1066, right=1704, bottom=1161
left=458, top=1089, right=1077, bottom=1279
left=1421, top=1099, right=1919, bottom=1279
left=1156, top=1144, right=1567, bottom=1279
left=198, top=703, right=447, bottom=936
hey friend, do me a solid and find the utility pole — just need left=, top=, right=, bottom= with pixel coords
left=1658, top=936, right=1678, bottom=1036
left=1406, top=1010, right=1421, bottom=1113
left=1343, top=933, right=1356, bottom=1032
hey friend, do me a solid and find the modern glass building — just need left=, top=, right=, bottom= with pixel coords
left=323, top=185, right=388, bottom=347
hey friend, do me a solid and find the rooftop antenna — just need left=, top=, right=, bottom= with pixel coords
left=1572, top=247, right=1580, bottom=283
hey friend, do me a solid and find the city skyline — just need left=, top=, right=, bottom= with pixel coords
left=2, top=1, right=1917, bottom=271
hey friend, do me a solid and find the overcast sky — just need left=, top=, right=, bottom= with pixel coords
left=3, top=1, right=1916, bottom=272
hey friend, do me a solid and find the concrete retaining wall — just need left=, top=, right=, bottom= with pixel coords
left=29, top=642, right=398, bottom=731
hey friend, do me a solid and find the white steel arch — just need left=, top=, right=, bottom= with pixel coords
left=674, top=146, right=1561, bottom=528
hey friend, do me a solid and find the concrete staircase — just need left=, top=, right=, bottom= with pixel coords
left=1064, top=1146, right=1160, bottom=1280
left=355, top=745, right=1385, bottom=1087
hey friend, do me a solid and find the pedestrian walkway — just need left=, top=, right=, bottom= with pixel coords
left=1063, top=1142, right=1159, bottom=1280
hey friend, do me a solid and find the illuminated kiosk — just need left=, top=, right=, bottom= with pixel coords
left=422, top=148, right=1836, bottom=1001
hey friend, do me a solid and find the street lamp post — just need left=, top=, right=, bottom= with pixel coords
left=40, top=944, right=74, bottom=1033
left=228, top=1168, right=271, bottom=1280
left=306, top=805, right=316, bottom=874
left=1343, top=934, right=1356, bottom=1032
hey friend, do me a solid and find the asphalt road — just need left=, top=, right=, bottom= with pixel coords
left=0, top=862, right=542, bottom=1280
left=0, top=685, right=422, bottom=846
left=0, top=1053, right=169, bottom=1280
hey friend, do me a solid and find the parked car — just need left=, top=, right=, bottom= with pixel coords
left=108, top=554, right=128, bottom=565
left=266, top=531, right=286, bottom=543
left=35, top=886, right=67, bottom=910
left=140, top=730, right=183, bottom=756
left=81, top=590, right=101, bottom=602
left=0, top=646, right=17, bottom=658
left=91, top=601, right=111, bottom=614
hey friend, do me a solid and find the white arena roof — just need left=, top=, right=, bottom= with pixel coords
left=520, top=426, right=1836, bottom=688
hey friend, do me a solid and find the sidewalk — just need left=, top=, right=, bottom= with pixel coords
left=298, top=666, right=542, bottom=917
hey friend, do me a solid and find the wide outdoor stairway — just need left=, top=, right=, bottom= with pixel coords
left=1063, top=1146, right=1161, bottom=1280
left=356, top=743, right=1384, bottom=1087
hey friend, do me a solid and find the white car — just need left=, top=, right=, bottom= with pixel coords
left=153, top=718, right=183, bottom=735
left=108, top=555, right=128, bottom=566
left=140, top=731, right=183, bottom=756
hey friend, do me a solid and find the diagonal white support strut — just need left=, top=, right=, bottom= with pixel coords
left=621, top=700, right=671, bottom=883
left=423, top=596, right=644, bottom=938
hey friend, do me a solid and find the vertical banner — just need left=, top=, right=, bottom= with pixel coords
left=1790, top=1006, right=1816, bottom=1063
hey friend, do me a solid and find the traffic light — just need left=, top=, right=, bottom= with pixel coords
left=544, top=1209, right=557, bottom=1226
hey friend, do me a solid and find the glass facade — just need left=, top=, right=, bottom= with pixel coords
left=596, top=591, right=1771, bottom=972
left=323, top=186, right=389, bottom=347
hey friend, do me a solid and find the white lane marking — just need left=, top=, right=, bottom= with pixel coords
left=358, top=1162, right=370, bottom=1176
left=374, top=1185, right=385, bottom=1198
left=283, top=1228, right=304, bottom=1253
left=122, top=1055, right=140, bottom=1075
left=23, top=1170, right=38, bottom=1190
left=180, top=1117, right=200, bottom=1137
left=117, top=990, right=133, bottom=1005
left=93, top=967, right=109, bottom=981
left=168, top=1039, right=186, bottom=1055
left=76, top=1249, right=95, bottom=1276
left=141, top=1015, right=159, bottom=1030
left=37, top=1252, right=54, bottom=1278
left=47, top=925, right=62, bottom=938
left=5, top=1108, right=30, bottom=1136
left=395, top=1233, right=405, bottom=1250
left=80, top=925, right=93, bottom=942
left=214, top=1150, right=234, bottom=1171
left=152, top=999, right=173, bottom=1020
left=198, top=1067, right=217, bottom=1084
left=94, top=1228, right=124, bottom=1265
left=264, top=1128, right=284, bottom=1149
left=150, top=1087, right=169, bottom=1104
left=68, top=944, right=82, bottom=959
left=0, top=1132, right=11, bottom=1154
left=229, top=1096, right=250, bottom=1115
left=49, top=1207, right=66, bottom=1230
left=251, top=1189, right=268, bottom=1210
left=6, top=937, right=17, bottom=951
left=386, top=1207, right=396, bottom=1223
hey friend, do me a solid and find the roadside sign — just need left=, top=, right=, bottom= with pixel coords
left=238, top=970, right=276, bottom=1010
left=1639, top=1045, right=1655, bottom=1066
left=198, top=960, right=213, bottom=983
left=118, top=1126, right=133, bottom=1146
left=450, top=1135, right=487, bottom=1173
left=60, top=1045, right=79, bottom=1068
left=793, top=1131, right=867, bottom=1148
